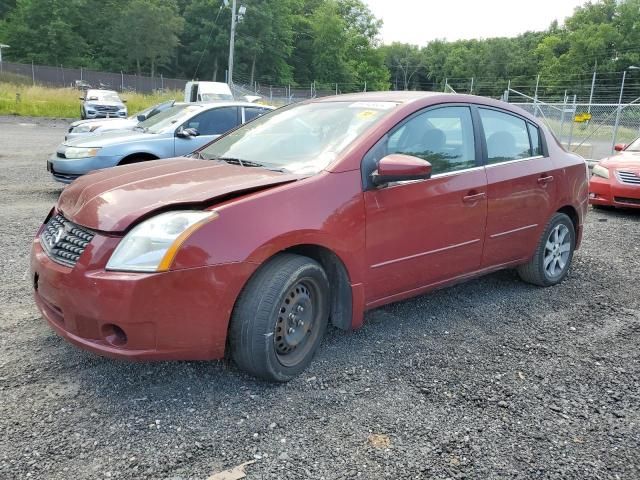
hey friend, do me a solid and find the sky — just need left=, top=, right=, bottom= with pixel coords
left=364, top=0, right=587, bottom=45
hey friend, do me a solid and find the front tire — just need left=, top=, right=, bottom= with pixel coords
left=229, top=254, right=330, bottom=382
left=517, top=213, right=575, bottom=287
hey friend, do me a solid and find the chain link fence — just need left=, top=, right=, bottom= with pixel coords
left=1, top=61, right=187, bottom=93
left=509, top=92, right=640, bottom=161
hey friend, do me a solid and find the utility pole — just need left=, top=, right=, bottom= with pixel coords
left=0, top=44, right=9, bottom=73
left=226, top=0, right=246, bottom=86
left=228, top=0, right=237, bottom=86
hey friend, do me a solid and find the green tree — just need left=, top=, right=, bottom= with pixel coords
left=109, top=0, right=184, bottom=76
left=1, top=0, right=90, bottom=65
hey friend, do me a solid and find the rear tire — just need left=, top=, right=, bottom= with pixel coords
left=229, top=253, right=330, bottom=382
left=517, top=213, right=575, bottom=287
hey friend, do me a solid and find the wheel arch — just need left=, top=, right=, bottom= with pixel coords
left=556, top=205, right=579, bottom=232
left=118, top=152, right=159, bottom=165
left=281, top=244, right=353, bottom=331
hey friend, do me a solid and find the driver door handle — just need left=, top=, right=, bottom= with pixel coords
left=462, top=192, right=486, bottom=204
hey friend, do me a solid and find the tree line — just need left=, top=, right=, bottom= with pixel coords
left=1, top=0, right=639, bottom=100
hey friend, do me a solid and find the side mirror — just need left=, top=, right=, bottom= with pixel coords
left=122, top=99, right=127, bottom=103
left=79, top=97, right=85, bottom=101
left=614, top=143, right=626, bottom=152
left=372, top=154, right=432, bottom=186
left=176, top=127, right=199, bottom=138
left=137, top=114, right=147, bottom=122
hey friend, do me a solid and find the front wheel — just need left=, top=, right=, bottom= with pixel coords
left=517, top=212, right=576, bottom=287
left=228, top=253, right=330, bottom=382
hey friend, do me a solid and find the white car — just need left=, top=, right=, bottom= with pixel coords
left=66, top=100, right=177, bottom=140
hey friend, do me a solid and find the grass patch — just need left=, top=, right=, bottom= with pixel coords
left=0, top=82, right=180, bottom=118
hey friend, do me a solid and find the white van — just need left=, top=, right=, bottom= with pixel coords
left=184, top=81, right=234, bottom=102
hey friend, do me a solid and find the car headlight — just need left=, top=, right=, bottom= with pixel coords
left=106, top=211, right=218, bottom=272
left=592, top=164, right=609, bottom=179
left=64, top=146, right=101, bottom=159
left=73, top=124, right=100, bottom=134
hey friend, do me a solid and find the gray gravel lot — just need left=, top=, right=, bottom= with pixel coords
left=0, top=115, right=639, bottom=480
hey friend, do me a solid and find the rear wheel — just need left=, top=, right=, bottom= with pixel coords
left=229, top=254, right=330, bottom=382
left=517, top=213, right=575, bottom=287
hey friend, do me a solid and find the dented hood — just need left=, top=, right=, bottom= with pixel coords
left=57, top=159, right=301, bottom=232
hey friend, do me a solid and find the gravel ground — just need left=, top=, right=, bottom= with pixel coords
left=1, top=115, right=639, bottom=480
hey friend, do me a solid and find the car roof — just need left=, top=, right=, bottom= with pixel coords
left=313, top=91, right=445, bottom=104
left=191, top=101, right=275, bottom=109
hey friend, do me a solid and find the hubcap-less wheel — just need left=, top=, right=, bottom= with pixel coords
left=275, top=280, right=322, bottom=367
left=543, top=224, right=571, bottom=279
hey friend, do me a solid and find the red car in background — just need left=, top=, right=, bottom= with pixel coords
left=589, top=140, right=640, bottom=208
left=30, top=92, right=588, bottom=382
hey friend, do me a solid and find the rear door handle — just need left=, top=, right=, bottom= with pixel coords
left=538, top=175, right=554, bottom=185
left=462, top=192, right=486, bottom=204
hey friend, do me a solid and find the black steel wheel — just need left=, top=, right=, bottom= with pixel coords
left=229, top=253, right=330, bottom=382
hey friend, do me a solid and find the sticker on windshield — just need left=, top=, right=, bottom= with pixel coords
left=357, top=110, right=379, bottom=120
left=348, top=102, right=397, bottom=110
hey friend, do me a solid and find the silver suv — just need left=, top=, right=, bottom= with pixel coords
left=80, top=89, right=127, bottom=119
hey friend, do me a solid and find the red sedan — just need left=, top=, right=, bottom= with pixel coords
left=31, top=92, right=588, bottom=381
left=589, top=140, right=640, bottom=208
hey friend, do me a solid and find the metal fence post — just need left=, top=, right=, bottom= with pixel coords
left=31, top=60, right=35, bottom=85
left=611, top=70, right=626, bottom=154
left=80, top=66, right=83, bottom=81
left=559, top=94, right=567, bottom=142
left=61, top=64, right=65, bottom=87
left=470, top=77, right=474, bottom=95
left=121, top=71, right=124, bottom=91
left=567, top=94, right=577, bottom=150
left=161, top=73, right=164, bottom=91
left=505, top=80, right=510, bottom=102
left=533, top=75, right=540, bottom=117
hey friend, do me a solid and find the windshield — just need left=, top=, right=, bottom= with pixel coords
left=200, top=93, right=234, bottom=101
left=137, top=104, right=203, bottom=134
left=625, top=138, right=640, bottom=151
left=199, top=101, right=398, bottom=174
left=88, top=91, right=121, bottom=103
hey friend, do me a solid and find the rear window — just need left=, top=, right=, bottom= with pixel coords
left=479, top=108, right=532, bottom=164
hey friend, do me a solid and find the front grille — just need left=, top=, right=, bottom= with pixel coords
left=94, top=105, right=119, bottom=112
left=617, top=170, right=640, bottom=185
left=40, top=214, right=94, bottom=267
left=614, top=196, right=640, bottom=205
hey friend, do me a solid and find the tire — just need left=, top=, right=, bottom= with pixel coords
left=229, top=253, right=330, bottom=382
left=517, top=212, right=576, bottom=287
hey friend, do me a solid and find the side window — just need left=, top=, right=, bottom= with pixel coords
left=528, top=123, right=543, bottom=156
left=245, top=107, right=269, bottom=122
left=479, top=108, right=532, bottom=164
left=184, top=107, right=239, bottom=135
left=367, top=106, right=476, bottom=176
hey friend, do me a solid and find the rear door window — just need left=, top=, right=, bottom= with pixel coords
left=479, top=108, right=532, bottom=164
left=528, top=123, right=543, bottom=156
left=244, top=107, right=270, bottom=122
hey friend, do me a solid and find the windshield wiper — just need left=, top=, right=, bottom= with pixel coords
left=186, top=151, right=205, bottom=159
left=133, top=125, right=147, bottom=133
left=214, top=157, right=286, bottom=172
